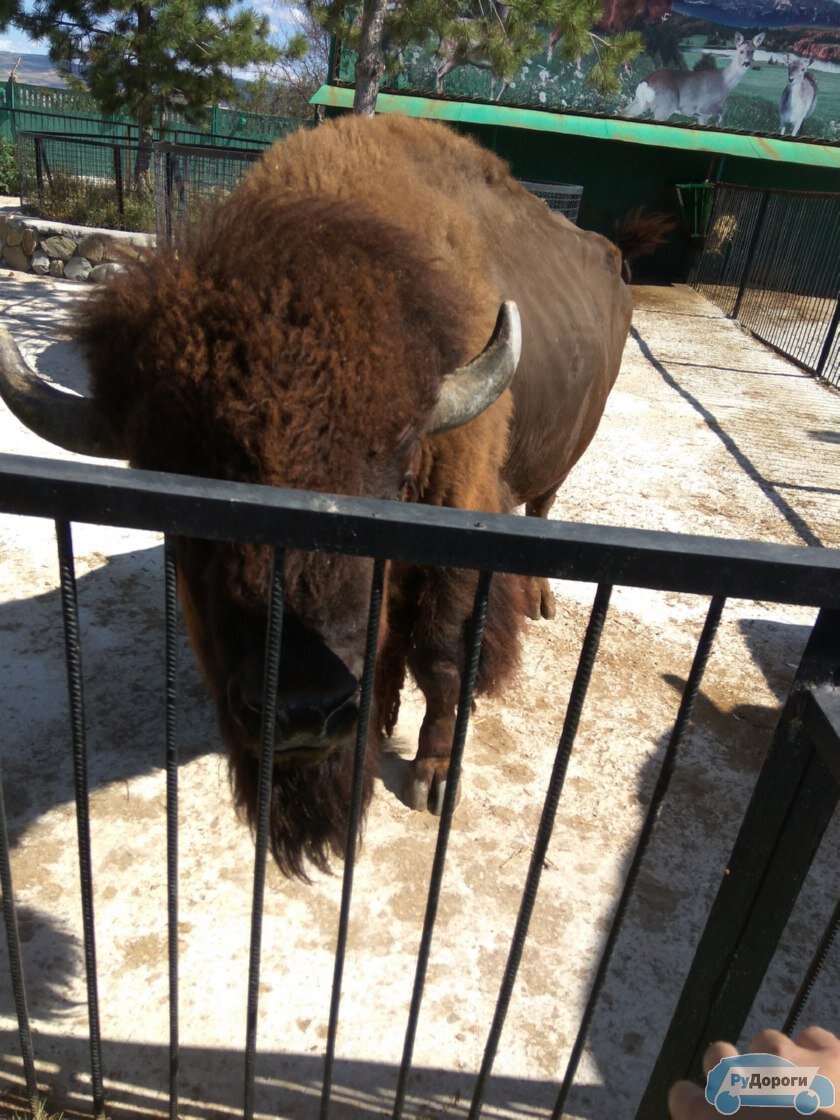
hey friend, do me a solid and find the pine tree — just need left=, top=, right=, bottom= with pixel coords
left=14, top=0, right=282, bottom=184
left=309, top=0, right=643, bottom=113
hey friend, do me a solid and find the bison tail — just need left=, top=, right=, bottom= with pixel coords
left=614, top=206, right=678, bottom=283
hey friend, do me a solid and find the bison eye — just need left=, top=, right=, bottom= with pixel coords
left=400, top=473, right=419, bottom=502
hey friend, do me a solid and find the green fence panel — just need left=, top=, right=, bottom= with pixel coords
left=0, top=77, right=311, bottom=154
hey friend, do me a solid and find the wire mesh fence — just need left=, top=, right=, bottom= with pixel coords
left=153, top=141, right=267, bottom=241
left=15, top=131, right=158, bottom=232
left=519, top=180, right=584, bottom=224
left=689, top=183, right=840, bottom=388
left=14, top=127, right=311, bottom=236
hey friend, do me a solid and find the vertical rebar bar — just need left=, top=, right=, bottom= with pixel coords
left=467, top=582, right=612, bottom=1120
left=164, top=538, right=180, bottom=1120
left=392, top=569, right=494, bottom=1120
left=783, top=896, right=840, bottom=1037
left=243, top=547, right=285, bottom=1120
left=551, top=595, right=725, bottom=1120
left=0, top=759, right=39, bottom=1113
left=320, top=558, right=386, bottom=1120
left=56, top=519, right=106, bottom=1120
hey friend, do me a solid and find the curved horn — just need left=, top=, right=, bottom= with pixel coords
left=0, top=328, right=125, bottom=458
left=426, top=300, right=522, bottom=436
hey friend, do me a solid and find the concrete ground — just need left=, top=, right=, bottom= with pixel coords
left=0, top=267, right=838, bottom=1120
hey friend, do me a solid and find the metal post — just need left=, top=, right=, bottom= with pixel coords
left=113, top=144, right=124, bottom=225
left=815, top=295, right=840, bottom=379
left=34, top=136, right=44, bottom=196
left=730, top=190, right=770, bottom=321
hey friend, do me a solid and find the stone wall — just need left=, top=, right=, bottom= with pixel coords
left=0, top=214, right=154, bottom=281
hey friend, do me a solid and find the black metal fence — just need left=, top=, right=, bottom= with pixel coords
left=15, top=131, right=158, bottom=233
left=0, top=453, right=839, bottom=1120
left=689, top=183, right=840, bottom=389
left=14, top=131, right=297, bottom=236
left=153, top=141, right=268, bottom=242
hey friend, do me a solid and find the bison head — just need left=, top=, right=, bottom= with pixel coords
left=0, top=195, right=520, bottom=879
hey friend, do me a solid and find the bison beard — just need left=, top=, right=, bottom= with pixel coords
left=230, top=735, right=380, bottom=882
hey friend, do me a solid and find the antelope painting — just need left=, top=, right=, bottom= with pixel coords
left=622, top=31, right=766, bottom=126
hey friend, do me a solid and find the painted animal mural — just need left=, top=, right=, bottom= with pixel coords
left=622, top=31, right=766, bottom=125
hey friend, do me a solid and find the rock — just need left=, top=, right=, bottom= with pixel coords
left=90, top=262, right=124, bottom=282
left=4, top=223, right=22, bottom=247
left=2, top=244, right=30, bottom=271
left=77, top=235, right=105, bottom=263
left=99, top=236, right=148, bottom=263
left=64, top=255, right=92, bottom=281
left=31, top=251, right=50, bottom=275
left=49, top=260, right=65, bottom=277
left=42, top=235, right=77, bottom=261
left=21, top=227, right=37, bottom=255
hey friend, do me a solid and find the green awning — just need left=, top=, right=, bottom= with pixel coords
left=311, top=85, right=840, bottom=170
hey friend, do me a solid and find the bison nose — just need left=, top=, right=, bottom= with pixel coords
left=277, top=679, right=359, bottom=744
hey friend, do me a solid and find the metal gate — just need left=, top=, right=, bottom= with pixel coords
left=689, top=183, right=840, bottom=388
left=1, top=453, right=839, bottom=1120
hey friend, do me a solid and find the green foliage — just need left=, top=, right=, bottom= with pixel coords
left=313, top=0, right=642, bottom=99
left=14, top=0, right=281, bottom=134
left=0, top=135, right=18, bottom=194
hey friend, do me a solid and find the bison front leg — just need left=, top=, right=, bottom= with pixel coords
left=525, top=490, right=559, bottom=620
left=402, top=658, right=462, bottom=816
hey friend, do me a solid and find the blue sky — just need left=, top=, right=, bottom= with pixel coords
left=0, top=0, right=304, bottom=59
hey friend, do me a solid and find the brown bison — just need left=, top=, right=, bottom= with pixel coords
left=0, top=115, right=631, bottom=878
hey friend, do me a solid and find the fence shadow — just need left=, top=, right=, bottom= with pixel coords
left=0, top=1031, right=557, bottom=1120
left=0, top=544, right=219, bottom=848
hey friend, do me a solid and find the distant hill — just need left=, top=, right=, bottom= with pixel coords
left=0, top=51, right=70, bottom=88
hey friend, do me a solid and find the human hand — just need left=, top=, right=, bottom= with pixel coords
left=669, top=1027, right=840, bottom=1120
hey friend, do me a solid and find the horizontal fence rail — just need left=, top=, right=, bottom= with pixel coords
left=0, top=456, right=838, bottom=608
left=689, top=182, right=840, bottom=388
left=0, top=453, right=838, bottom=1120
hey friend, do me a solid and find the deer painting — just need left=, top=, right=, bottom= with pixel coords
left=622, top=32, right=766, bottom=126
left=779, top=56, right=818, bottom=136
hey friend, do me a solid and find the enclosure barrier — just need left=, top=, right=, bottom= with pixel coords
left=153, top=141, right=268, bottom=242
left=1, top=77, right=312, bottom=150
left=13, top=132, right=276, bottom=235
left=519, top=180, right=584, bottom=225
left=0, top=453, right=839, bottom=1120
left=689, top=182, right=840, bottom=388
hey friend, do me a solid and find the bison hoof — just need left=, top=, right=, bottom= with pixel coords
left=401, top=760, right=462, bottom=816
left=526, top=577, right=556, bottom=621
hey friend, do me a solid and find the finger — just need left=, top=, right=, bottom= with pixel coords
left=703, top=1041, right=739, bottom=1074
left=748, top=1028, right=794, bottom=1057
left=794, top=1025, right=840, bottom=1051
left=669, top=1079, right=711, bottom=1120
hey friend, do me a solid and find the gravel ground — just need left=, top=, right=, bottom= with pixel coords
left=0, top=268, right=838, bottom=1120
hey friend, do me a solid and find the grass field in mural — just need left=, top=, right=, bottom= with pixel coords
left=338, top=13, right=840, bottom=142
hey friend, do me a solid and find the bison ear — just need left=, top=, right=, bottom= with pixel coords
left=0, top=328, right=126, bottom=459
left=426, top=301, right=522, bottom=436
